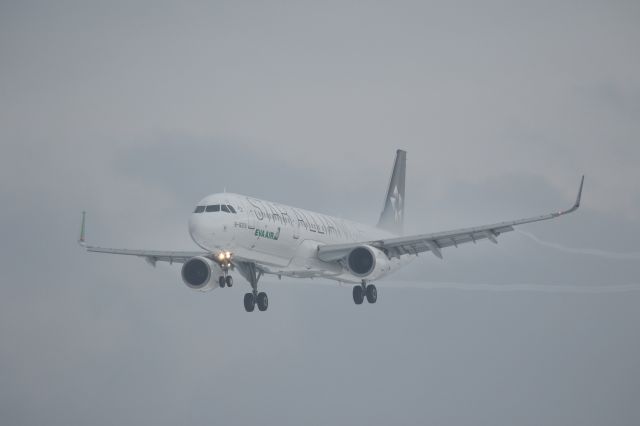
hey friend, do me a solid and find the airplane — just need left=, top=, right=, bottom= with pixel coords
left=79, top=150, right=584, bottom=312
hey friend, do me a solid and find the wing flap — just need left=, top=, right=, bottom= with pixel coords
left=378, top=226, right=511, bottom=259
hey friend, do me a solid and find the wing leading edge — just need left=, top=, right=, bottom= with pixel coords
left=318, top=176, right=584, bottom=262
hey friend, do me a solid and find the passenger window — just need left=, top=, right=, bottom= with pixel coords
left=206, top=205, right=220, bottom=212
left=221, top=205, right=230, bottom=213
left=227, top=205, right=236, bottom=214
left=194, top=206, right=205, bottom=213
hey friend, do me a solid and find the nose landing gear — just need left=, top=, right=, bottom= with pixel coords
left=218, top=274, right=234, bottom=287
left=215, top=251, right=234, bottom=288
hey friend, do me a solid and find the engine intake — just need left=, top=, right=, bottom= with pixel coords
left=346, top=245, right=390, bottom=279
left=181, top=256, right=221, bottom=292
left=347, top=246, right=375, bottom=276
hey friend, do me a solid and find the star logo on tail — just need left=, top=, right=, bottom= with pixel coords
left=389, top=185, right=403, bottom=223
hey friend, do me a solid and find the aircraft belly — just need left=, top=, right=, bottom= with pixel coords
left=276, top=252, right=415, bottom=283
left=273, top=239, right=342, bottom=278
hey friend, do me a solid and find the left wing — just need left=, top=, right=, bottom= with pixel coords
left=78, top=212, right=205, bottom=265
left=318, top=176, right=584, bottom=262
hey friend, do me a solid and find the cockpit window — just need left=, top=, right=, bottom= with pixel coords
left=201, top=204, right=236, bottom=213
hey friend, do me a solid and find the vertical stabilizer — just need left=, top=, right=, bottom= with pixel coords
left=377, top=150, right=406, bottom=235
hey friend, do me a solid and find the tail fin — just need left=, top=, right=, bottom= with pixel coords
left=377, top=150, right=406, bottom=235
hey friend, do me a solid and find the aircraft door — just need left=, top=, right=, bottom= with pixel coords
left=246, top=209, right=259, bottom=248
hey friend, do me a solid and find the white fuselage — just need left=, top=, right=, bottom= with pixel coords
left=188, top=193, right=413, bottom=283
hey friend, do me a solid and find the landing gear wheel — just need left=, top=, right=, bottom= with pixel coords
left=244, top=293, right=255, bottom=312
left=257, top=292, right=269, bottom=311
left=225, top=275, right=233, bottom=287
left=238, top=262, right=264, bottom=312
left=366, top=284, right=377, bottom=303
left=219, top=276, right=226, bottom=288
left=353, top=285, right=364, bottom=305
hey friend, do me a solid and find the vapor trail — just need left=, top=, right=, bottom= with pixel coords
left=517, top=229, right=640, bottom=260
left=271, top=279, right=640, bottom=294
left=379, top=281, right=640, bottom=294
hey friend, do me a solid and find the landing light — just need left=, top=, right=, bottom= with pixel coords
left=218, top=253, right=225, bottom=261
left=225, top=251, right=231, bottom=259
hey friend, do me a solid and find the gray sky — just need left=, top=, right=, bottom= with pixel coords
left=1, top=1, right=639, bottom=425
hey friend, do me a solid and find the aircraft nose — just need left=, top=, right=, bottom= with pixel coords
left=189, top=214, right=214, bottom=246
left=189, top=212, right=235, bottom=250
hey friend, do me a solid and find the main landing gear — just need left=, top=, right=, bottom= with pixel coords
left=353, top=281, right=377, bottom=305
left=237, top=262, right=268, bottom=312
left=244, top=291, right=268, bottom=312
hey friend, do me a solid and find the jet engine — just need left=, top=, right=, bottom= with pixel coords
left=346, top=245, right=391, bottom=280
left=181, top=256, right=223, bottom=292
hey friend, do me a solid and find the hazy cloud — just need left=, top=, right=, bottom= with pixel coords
left=1, top=1, right=639, bottom=425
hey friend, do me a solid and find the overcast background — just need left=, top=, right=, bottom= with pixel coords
left=1, top=1, right=640, bottom=425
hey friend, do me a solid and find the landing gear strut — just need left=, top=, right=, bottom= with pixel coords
left=353, top=281, right=377, bottom=305
left=237, top=262, right=268, bottom=312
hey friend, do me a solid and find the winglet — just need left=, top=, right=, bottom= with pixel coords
left=576, top=175, right=585, bottom=208
left=78, top=211, right=87, bottom=247
left=564, top=175, right=584, bottom=214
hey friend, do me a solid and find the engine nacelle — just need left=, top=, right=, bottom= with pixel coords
left=346, top=245, right=391, bottom=280
left=181, top=256, right=223, bottom=292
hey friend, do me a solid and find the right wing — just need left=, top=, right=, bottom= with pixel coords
left=318, top=176, right=584, bottom=261
left=78, top=212, right=205, bottom=265
left=82, top=245, right=205, bottom=265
